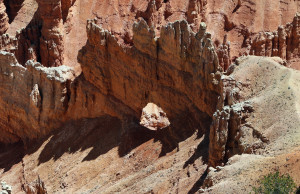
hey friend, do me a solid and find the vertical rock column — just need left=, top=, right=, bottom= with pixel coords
left=37, top=0, right=64, bottom=67
left=278, top=26, right=287, bottom=60
left=0, top=0, right=9, bottom=35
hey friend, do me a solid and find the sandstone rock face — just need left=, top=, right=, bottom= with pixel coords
left=0, top=17, right=222, bottom=144
left=0, top=51, right=75, bottom=143
left=140, top=103, right=170, bottom=130
left=0, top=17, right=223, bottom=193
left=0, top=0, right=9, bottom=35
left=205, top=0, right=300, bottom=69
left=1, top=0, right=300, bottom=70
left=78, top=19, right=221, bottom=136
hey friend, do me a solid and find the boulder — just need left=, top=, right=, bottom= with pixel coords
left=140, top=103, right=170, bottom=131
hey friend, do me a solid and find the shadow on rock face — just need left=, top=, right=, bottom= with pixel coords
left=188, top=169, right=208, bottom=194
left=119, top=108, right=211, bottom=157
left=33, top=106, right=211, bottom=165
left=0, top=141, right=24, bottom=172
left=184, top=134, right=210, bottom=194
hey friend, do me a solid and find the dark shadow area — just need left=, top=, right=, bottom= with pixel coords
left=296, top=187, right=300, bottom=194
left=232, top=0, right=241, bottom=13
left=33, top=106, right=211, bottom=165
left=4, top=0, right=24, bottom=23
left=0, top=97, right=212, bottom=171
left=183, top=133, right=209, bottom=169
left=15, top=11, right=42, bottom=66
left=119, top=108, right=211, bottom=157
left=0, top=141, right=24, bottom=172
left=62, top=1, right=76, bottom=23
left=118, top=116, right=156, bottom=157
left=118, top=123, right=180, bottom=158
left=37, top=116, right=123, bottom=164
left=188, top=168, right=208, bottom=194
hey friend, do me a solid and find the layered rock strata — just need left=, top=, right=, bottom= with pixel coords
left=2, top=0, right=300, bottom=71
left=78, top=19, right=222, bottom=135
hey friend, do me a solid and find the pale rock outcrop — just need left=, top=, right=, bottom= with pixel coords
left=78, top=19, right=222, bottom=138
left=203, top=55, right=300, bottom=192
left=29, top=84, right=41, bottom=108
left=1, top=182, right=12, bottom=194
left=140, top=103, right=170, bottom=131
left=0, top=33, right=17, bottom=52
left=208, top=71, right=268, bottom=167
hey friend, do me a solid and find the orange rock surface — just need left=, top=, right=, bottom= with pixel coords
left=0, top=0, right=300, bottom=193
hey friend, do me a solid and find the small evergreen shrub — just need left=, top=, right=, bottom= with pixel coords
left=252, top=171, right=297, bottom=194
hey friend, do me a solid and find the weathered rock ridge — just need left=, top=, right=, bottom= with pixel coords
left=208, top=72, right=268, bottom=167
left=0, top=51, right=75, bottom=143
left=0, top=18, right=222, bottom=146
left=78, top=18, right=221, bottom=122
left=203, top=56, right=300, bottom=192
